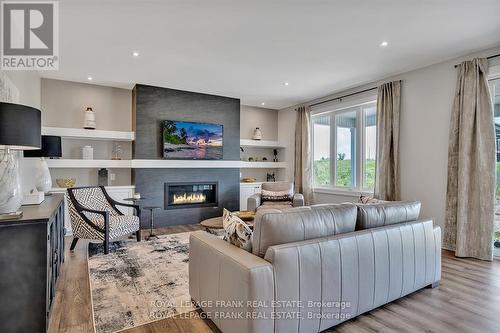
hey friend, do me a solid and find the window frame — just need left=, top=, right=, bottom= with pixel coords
left=311, top=94, right=377, bottom=195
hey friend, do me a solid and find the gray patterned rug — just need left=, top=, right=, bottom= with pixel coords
left=88, top=232, right=195, bottom=333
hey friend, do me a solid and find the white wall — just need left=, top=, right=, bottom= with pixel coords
left=240, top=105, right=280, bottom=181
left=3, top=70, right=41, bottom=108
left=277, top=107, right=296, bottom=182
left=240, top=105, right=278, bottom=140
left=278, top=46, right=500, bottom=231
left=41, top=78, right=132, bottom=131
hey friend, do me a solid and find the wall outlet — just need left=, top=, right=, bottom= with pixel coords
left=110, top=173, right=116, bottom=181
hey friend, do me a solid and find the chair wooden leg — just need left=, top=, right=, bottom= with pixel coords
left=104, top=238, right=110, bottom=254
left=69, top=237, right=79, bottom=251
left=136, top=230, right=141, bottom=242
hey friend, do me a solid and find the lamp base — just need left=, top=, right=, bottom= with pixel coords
left=0, top=149, right=23, bottom=214
left=0, top=211, right=23, bottom=220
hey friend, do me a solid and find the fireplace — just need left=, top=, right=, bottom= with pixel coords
left=165, top=182, right=218, bottom=209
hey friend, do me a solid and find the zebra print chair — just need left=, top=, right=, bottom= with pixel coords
left=67, top=186, right=141, bottom=254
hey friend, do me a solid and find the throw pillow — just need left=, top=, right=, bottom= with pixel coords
left=222, top=208, right=253, bottom=252
left=359, top=195, right=387, bottom=204
left=261, top=189, right=293, bottom=202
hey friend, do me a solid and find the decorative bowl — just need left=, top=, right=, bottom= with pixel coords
left=234, top=210, right=256, bottom=221
left=56, top=178, right=76, bottom=188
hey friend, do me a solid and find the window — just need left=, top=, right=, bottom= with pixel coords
left=312, top=98, right=377, bottom=193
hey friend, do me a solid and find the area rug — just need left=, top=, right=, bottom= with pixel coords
left=87, top=232, right=195, bottom=333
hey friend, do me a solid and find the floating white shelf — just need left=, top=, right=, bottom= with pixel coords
left=46, top=159, right=287, bottom=169
left=46, top=159, right=132, bottom=168
left=240, top=139, right=286, bottom=148
left=42, top=127, right=135, bottom=141
left=239, top=161, right=287, bottom=169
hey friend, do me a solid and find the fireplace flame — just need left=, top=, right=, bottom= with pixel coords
left=173, top=192, right=207, bottom=204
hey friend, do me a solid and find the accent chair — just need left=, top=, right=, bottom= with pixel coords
left=247, top=181, right=304, bottom=212
left=67, top=186, right=141, bottom=254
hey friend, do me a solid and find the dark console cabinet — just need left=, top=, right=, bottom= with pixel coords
left=0, top=195, right=65, bottom=333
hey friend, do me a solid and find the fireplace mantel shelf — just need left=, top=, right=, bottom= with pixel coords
left=45, top=159, right=287, bottom=169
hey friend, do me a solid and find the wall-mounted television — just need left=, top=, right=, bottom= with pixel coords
left=162, top=120, right=223, bottom=160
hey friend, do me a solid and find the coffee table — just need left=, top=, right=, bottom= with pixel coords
left=200, top=211, right=255, bottom=233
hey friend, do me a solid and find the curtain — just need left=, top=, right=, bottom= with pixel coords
left=374, top=80, right=401, bottom=201
left=443, top=58, right=495, bottom=261
left=294, top=105, right=312, bottom=204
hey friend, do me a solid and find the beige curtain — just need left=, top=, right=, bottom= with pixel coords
left=443, top=58, right=495, bottom=261
left=294, top=105, right=312, bottom=204
left=374, top=81, right=401, bottom=201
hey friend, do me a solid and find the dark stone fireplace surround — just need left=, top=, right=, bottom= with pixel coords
left=132, top=84, right=240, bottom=228
left=164, top=182, right=218, bottom=210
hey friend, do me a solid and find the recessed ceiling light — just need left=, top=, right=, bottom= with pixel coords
left=284, top=82, right=289, bottom=86
left=87, top=76, right=93, bottom=81
left=380, top=41, right=388, bottom=47
left=261, top=102, right=265, bottom=106
left=132, top=51, right=140, bottom=57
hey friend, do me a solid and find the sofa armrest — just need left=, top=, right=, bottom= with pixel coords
left=292, top=193, right=304, bottom=207
left=189, top=231, right=274, bottom=333
left=247, top=193, right=262, bottom=212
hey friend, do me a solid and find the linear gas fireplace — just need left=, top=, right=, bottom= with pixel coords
left=164, top=182, right=218, bottom=209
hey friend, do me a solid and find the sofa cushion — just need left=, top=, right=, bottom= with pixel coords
left=252, top=203, right=357, bottom=257
left=355, top=201, right=421, bottom=230
left=261, top=181, right=294, bottom=193
left=256, top=201, right=293, bottom=212
left=261, top=188, right=293, bottom=202
left=358, top=194, right=387, bottom=204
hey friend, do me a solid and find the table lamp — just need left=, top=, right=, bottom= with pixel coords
left=0, top=102, right=41, bottom=219
left=24, top=135, right=62, bottom=193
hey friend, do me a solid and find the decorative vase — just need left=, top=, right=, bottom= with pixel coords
left=83, top=107, right=96, bottom=129
left=0, top=150, right=22, bottom=214
left=35, top=157, right=52, bottom=193
left=82, top=145, right=93, bottom=160
left=252, top=127, right=262, bottom=140
left=112, top=143, right=122, bottom=160
left=98, top=168, right=109, bottom=186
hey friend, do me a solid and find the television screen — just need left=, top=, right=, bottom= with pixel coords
left=162, top=120, right=223, bottom=160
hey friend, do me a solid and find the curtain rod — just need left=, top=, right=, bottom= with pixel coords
left=453, top=53, right=500, bottom=68
left=308, top=80, right=402, bottom=108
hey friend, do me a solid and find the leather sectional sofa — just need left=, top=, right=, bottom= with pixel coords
left=189, top=201, right=441, bottom=333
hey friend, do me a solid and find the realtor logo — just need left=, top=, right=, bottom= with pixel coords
left=1, top=1, right=59, bottom=70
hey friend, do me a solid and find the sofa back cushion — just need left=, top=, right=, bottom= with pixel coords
left=356, top=201, right=421, bottom=230
left=262, top=181, right=294, bottom=193
left=252, top=203, right=357, bottom=257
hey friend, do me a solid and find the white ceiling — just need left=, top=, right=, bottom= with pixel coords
left=42, top=0, right=500, bottom=109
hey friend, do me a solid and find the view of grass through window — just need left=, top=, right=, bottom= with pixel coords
left=336, top=110, right=356, bottom=187
left=313, top=101, right=377, bottom=191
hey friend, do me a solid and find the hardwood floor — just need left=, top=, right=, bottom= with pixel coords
left=49, top=226, right=500, bottom=333
left=48, top=225, right=203, bottom=333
